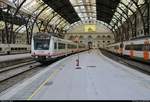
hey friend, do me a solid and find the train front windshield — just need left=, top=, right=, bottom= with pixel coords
left=34, top=38, right=50, bottom=50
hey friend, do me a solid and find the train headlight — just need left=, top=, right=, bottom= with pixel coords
left=46, top=56, right=49, bottom=59
left=35, top=56, right=38, bottom=58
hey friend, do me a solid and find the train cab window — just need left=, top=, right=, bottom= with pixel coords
left=34, top=38, right=50, bottom=50
left=54, top=42, right=57, bottom=49
left=58, top=43, right=66, bottom=49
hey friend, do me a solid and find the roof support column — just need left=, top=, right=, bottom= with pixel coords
left=130, top=0, right=146, bottom=36
left=10, top=0, right=27, bottom=44
left=30, top=6, right=48, bottom=42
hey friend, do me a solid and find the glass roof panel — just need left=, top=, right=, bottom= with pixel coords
left=70, top=0, right=96, bottom=23
left=20, top=0, right=70, bottom=29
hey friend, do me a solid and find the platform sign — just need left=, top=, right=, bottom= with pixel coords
left=84, top=24, right=96, bottom=32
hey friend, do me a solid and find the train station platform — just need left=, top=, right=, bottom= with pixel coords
left=0, top=53, right=31, bottom=62
left=0, top=50, right=150, bottom=100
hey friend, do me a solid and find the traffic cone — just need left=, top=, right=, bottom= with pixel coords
left=76, top=59, right=81, bottom=69
left=76, top=59, right=79, bottom=66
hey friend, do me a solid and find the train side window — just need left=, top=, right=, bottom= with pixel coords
left=145, top=44, right=150, bottom=51
left=68, top=44, right=75, bottom=49
left=58, top=43, right=65, bottom=49
left=74, top=45, right=77, bottom=49
left=148, top=45, right=150, bottom=51
left=142, top=44, right=148, bottom=51
left=68, top=44, right=71, bottom=49
left=134, top=44, right=143, bottom=51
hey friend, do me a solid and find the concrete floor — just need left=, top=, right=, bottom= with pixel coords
left=0, top=50, right=150, bottom=100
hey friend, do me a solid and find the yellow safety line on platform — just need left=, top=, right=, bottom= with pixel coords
left=27, top=68, right=60, bottom=100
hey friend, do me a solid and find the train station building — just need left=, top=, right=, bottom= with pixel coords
left=0, top=0, right=150, bottom=100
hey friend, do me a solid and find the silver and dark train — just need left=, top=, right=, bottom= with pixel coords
left=31, top=32, right=88, bottom=62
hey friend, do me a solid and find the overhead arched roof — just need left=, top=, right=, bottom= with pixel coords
left=0, top=0, right=146, bottom=33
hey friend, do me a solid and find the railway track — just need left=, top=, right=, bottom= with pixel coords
left=100, top=49, right=150, bottom=75
left=0, top=60, right=44, bottom=92
left=0, top=56, right=62, bottom=92
left=0, top=57, right=33, bottom=68
left=0, top=61, right=41, bottom=83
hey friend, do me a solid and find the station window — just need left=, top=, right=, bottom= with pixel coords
left=107, top=35, right=111, bottom=38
